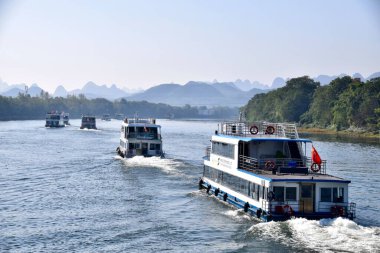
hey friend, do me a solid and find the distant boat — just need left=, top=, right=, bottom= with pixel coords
left=63, top=113, right=70, bottom=125
left=114, top=113, right=124, bottom=120
left=45, top=111, right=65, bottom=128
left=101, top=114, right=111, bottom=121
left=116, top=117, right=164, bottom=158
left=80, top=116, right=97, bottom=129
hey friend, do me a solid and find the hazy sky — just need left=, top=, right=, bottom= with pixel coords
left=0, top=0, right=379, bottom=92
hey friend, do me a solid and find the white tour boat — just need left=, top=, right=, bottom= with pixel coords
left=63, top=113, right=70, bottom=125
left=80, top=116, right=97, bottom=129
left=45, top=111, right=65, bottom=127
left=200, top=121, right=356, bottom=221
left=116, top=117, right=164, bottom=158
left=101, top=114, right=111, bottom=121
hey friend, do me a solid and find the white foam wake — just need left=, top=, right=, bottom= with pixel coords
left=224, top=209, right=252, bottom=221
left=249, top=217, right=380, bottom=253
left=118, top=156, right=183, bottom=172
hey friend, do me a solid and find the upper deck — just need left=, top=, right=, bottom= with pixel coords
left=123, top=118, right=158, bottom=126
left=204, top=120, right=351, bottom=182
left=219, top=121, right=300, bottom=139
left=121, top=118, right=161, bottom=140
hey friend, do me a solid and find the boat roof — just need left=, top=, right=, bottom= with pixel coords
left=122, top=122, right=161, bottom=127
left=238, top=168, right=351, bottom=183
left=213, top=134, right=312, bottom=144
left=122, top=118, right=159, bottom=127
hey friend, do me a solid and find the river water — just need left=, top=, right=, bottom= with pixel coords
left=1, top=119, right=379, bottom=252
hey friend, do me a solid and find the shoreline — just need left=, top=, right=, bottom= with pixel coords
left=298, top=127, right=380, bottom=140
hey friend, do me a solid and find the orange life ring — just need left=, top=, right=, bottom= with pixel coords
left=311, top=163, right=321, bottom=172
left=250, top=125, right=259, bottom=135
left=265, top=160, right=275, bottom=169
left=265, top=126, right=275, bottom=135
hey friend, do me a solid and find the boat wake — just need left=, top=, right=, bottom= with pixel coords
left=78, top=128, right=101, bottom=131
left=248, top=217, right=380, bottom=253
left=223, top=209, right=252, bottom=221
left=116, top=156, right=184, bottom=173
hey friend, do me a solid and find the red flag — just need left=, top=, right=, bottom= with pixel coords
left=311, top=145, right=322, bottom=165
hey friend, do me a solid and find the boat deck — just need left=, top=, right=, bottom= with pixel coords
left=240, top=168, right=350, bottom=182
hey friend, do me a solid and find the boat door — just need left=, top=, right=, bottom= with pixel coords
left=238, top=141, right=250, bottom=168
left=142, top=143, right=148, bottom=156
left=300, top=183, right=315, bottom=213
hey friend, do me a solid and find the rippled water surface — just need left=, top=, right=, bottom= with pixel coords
left=1, top=119, right=379, bottom=252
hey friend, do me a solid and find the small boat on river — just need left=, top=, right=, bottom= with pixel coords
left=116, top=117, right=164, bottom=158
left=45, top=111, right=65, bottom=128
left=101, top=114, right=111, bottom=121
left=80, top=116, right=97, bottom=129
left=63, top=113, right=70, bottom=125
left=200, top=121, right=356, bottom=221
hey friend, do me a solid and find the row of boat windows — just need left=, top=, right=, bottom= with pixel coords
left=321, top=187, right=344, bottom=202
left=119, top=141, right=161, bottom=150
left=129, top=143, right=161, bottom=150
left=273, top=186, right=297, bottom=202
left=273, top=186, right=344, bottom=203
left=211, top=141, right=235, bottom=159
left=203, top=165, right=267, bottom=201
left=121, top=127, right=158, bottom=133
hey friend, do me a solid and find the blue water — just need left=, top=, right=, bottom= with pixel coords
left=0, top=119, right=379, bottom=252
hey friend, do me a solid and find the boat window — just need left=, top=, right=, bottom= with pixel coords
left=156, top=144, right=161, bottom=150
left=262, top=186, right=266, bottom=199
left=212, top=141, right=235, bottom=159
left=301, top=185, right=312, bottom=198
left=251, top=183, right=257, bottom=199
left=286, top=187, right=297, bottom=201
left=336, top=188, right=344, bottom=203
left=321, top=187, right=344, bottom=202
left=150, top=144, right=155, bottom=150
left=273, top=187, right=285, bottom=202
left=321, top=188, right=332, bottom=202
left=203, top=165, right=263, bottom=200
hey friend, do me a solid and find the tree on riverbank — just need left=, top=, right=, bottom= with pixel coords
left=243, top=76, right=380, bottom=132
left=243, top=76, right=319, bottom=123
left=0, top=94, right=238, bottom=120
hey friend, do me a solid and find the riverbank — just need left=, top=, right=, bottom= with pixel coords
left=298, top=127, right=380, bottom=140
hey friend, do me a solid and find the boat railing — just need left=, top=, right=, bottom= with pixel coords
left=265, top=200, right=305, bottom=214
left=124, top=118, right=156, bottom=124
left=318, top=201, right=356, bottom=219
left=204, top=146, right=211, bottom=161
left=239, top=155, right=259, bottom=171
left=220, top=121, right=299, bottom=139
left=238, top=155, right=327, bottom=174
left=127, top=133, right=159, bottom=140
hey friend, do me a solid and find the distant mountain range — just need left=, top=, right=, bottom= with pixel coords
left=0, top=80, right=138, bottom=100
left=127, top=81, right=268, bottom=106
left=1, top=71, right=379, bottom=106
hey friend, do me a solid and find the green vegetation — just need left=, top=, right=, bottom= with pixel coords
left=243, top=76, right=380, bottom=133
left=0, top=93, right=238, bottom=120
